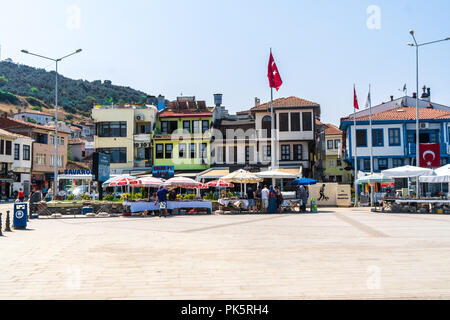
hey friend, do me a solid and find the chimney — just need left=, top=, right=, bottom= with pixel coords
left=255, top=97, right=260, bottom=107
left=213, top=94, right=223, bottom=107
left=422, top=87, right=431, bottom=102
left=412, top=92, right=417, bottom=99
left=390, top=95, right=394, bottom=101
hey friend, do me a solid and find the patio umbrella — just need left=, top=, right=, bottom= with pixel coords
left=206, top=180, right=234, bottom=188
left=135, top=177, right=166, bottom=188
left=381, top=165, right=434, bottom=178
left=164, top=177, right=201, bottom=188
left=356, top=173, right=394, bottom=185
left=109, top=177, right=140, bottom=187
left=420, top=164, right=450, bottom=183
left=102, top=175, right=134, bottom=187
left=255, top=170, right=298, bottom=179
left=290, top=178, right=318, bottom=186
left=221, top=169, right=263, bottom=196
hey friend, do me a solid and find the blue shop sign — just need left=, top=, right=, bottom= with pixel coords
left=64, top=169, right=92, bottom=175
left=152, top=166, right=174, bottom=178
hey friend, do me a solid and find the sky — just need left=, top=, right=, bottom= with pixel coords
left=0, top=0, right=449, bottom=124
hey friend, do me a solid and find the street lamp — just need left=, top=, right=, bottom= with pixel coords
left=21, top=49, right=82, bottom=198
left=407, top=30, right=449, bottom=196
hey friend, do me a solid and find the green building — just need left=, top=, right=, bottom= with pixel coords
left=152, top=97, right=213, bottom=176
left=323, top=123, right=351, bottom=183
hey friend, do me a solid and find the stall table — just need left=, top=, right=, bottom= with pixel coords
left=393, top=199, right=450, bottom=214
left=124, top=201, right=213, bottom=214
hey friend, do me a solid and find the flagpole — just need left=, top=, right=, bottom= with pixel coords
left=270, top=48, right=276, bottom=171
left=354, top=85, right=358, bottom=207
left=369, top=84, right=373, bottom=208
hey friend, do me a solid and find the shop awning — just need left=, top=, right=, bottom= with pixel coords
left=174, top=172, right=199, bottom=178
left=277, top=168, right=302, bottom=176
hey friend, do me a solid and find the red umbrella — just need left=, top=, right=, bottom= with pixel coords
left=109, top=177, right=139, bottom=187
left=206, top=180, right=234, bottom=188
left=185, top=182, right=208, bottom=189
left=135, top=177, right=166, bottom=188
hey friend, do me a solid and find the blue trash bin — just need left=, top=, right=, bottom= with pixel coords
left=82, top=207, right=94, bottom=215
left=13, top=203, right=28, bottom=229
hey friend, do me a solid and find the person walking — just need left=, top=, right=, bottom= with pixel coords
left=246, top=186, right=256, bottom=213
left=268, top=186, right=278, bottom=213
left=155, top=186, right=169, bottom=218
left=261, top=185, right=269, bottom=213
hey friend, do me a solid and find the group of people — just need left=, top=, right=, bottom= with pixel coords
left=244, top=185, right=310, bottom=213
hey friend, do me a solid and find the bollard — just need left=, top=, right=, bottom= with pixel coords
left=4, top=211, right=12, bottom=232
left=0, top=213, right=3, bottom=236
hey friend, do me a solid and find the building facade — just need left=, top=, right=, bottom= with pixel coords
left=152, top=97, right=212, bottom=176
left=92, top=104, right=157, bottom=175
left=13, top=110, right=55, bottom=125
left=322, top=123, right=350, bottom=183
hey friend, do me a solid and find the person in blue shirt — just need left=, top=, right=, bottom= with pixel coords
left=155, top=186, right=169, bottom=218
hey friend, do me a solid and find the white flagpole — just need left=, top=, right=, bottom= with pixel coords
left=354, top=85, right=358, bottom=207
left=270, top=48, right=277, bottom=190
left=369, top=84, right=373, bottom=208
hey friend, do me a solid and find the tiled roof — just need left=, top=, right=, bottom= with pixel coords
left=324, top=123, right=342, bottom=135
left=1, top=116, right=55, bottom=130
left=15, top=110, right=54, bottom=117
left=342, top=106, right=450, bottom=121
left=0, top=128, right=32, bottom=139
left=251, top=96, right=319, bottom=111
left=68, top=138, right=87, bottom=144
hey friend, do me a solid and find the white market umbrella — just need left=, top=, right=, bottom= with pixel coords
left=164, top=177, right=201, bottom=188
left=221, top=169, right=263, bottom=197
left=255, top=169, right=298, bottom=179
left=420, top=165, right=450, bottom=183
left=356, top=173, right=395, bottom=185
left=381, top=165, right=434, bottom=178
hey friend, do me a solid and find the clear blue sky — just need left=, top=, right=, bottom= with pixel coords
left=1, top=0, right=449, bottom=124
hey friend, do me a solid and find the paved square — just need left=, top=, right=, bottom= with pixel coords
left=2, top=204, right=450, bottom=300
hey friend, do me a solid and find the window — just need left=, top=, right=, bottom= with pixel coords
left=393, top=158, right=403, bottom=168
left=337, top=159, right=342, bottom=167
left=183, top=121, right=191, bottom=133
left=58, top=155, right=63, bottom=167
left=23, top=145, right=30, bottom=161
left=389, top=128, right=401, bottom=146
left=97, top=148, right=127, bottom=163
left=33, top=133, right=48, bottom=144
left=335, top=140, right=340, bottom=149
left=0, top=140, right=3, bottom=154
left=14, top=144, right=20, bottom=160
left=262, top=116, right=272, bottom=138
left=263, top=146, right=271, bottom=161
left=179, top=143, right=187, bottom=158
left=245, top=146, right=250, bottom=163
left=201, top=143, right=208, bottom=162
left=293, top=144, right=302, bottom=160
left=291, top=113, right=300, bottom=131
left=233, top=146, right=238, bottom=163
left=97, top=122, right=127, bottom=137
left=165, top=144, right=173, bottom=159
left=161, top=121, right=177, bottom=134
left=222, top=146, right=226, bottom=163
left=363, top=159, right=371, bottom=171
left=327, top=140, right=333, bottom=149
left=190, top=143, right=197, bottom=159
left=5, top=141, right=11, bottom=155
left=378, top=159, right=388, bottom=170
left=281, top=145, right=290, bottom=161
left=202, top=120, right=209, bottom=133
left=60, top=137, right=65, bottom=146
left=50, top=135, right=55, bottom=145
left=161, top=121, right=168, bottom=134
left=192, top=121, right=200, bottom=134
left=372, top=129, right=384, bottom=147
left=279, top=113, right=289, bottom=132
left=156, top=144, right=164, bottom=159
left=302, top=112, right=312, bottom=131
left=329, top=159, right=335, bottom=167
left=36, top=154, right=46, bottom=166
left=356, top=130, right=367, bottom=147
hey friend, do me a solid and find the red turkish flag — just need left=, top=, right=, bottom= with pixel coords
left=419, top=143, right=440, bottom=168
left=353, top=85, right=359, bottom=110
left=268, top=52, right=283, bottom=91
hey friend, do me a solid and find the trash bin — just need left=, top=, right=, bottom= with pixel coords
left=13, top=203, right=28, bottom=229
left=82, top=206, right=94, bottom=215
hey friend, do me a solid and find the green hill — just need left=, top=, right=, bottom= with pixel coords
left=0, top=59, right=151, bottom=116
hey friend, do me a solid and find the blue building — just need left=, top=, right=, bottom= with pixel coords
left=340, top=91, right=450, bottom=173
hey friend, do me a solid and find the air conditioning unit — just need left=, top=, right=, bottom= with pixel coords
left=420, top=123, right=429, bottom=129
left=136, top=114, right=144, bottom=121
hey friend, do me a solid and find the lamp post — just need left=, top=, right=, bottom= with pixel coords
left=408, top=31, right=449, bottom=196
left=21, top=49, right=82, bottom=197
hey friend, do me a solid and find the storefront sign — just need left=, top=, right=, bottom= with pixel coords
left=152, top=166, right=174, bottom=178
left=64, top=169, right=92, bottom=175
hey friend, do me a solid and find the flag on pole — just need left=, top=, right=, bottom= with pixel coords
left=354, top=85, right=359, bottom=110
left=365, top=87, right=371, bottom=109
left=268, top=52, right=283, bottom=91
left=403, top=84, right=407, bottom=93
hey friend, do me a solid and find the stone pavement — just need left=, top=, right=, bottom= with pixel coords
left=1, top=204, right=450, bottom=300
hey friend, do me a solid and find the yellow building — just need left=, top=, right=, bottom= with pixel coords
left=92, top=104, right=157, bottom=175
left=323, top=123, right=351, bottom=183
